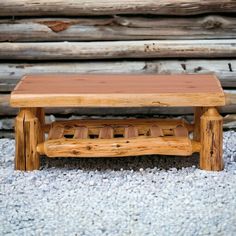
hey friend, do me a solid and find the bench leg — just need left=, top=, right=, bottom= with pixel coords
left=193, top=107, right=207, bottom=141
left=15, top=108, right=43, bottom=171
left=200, top=107, right=224, bottom=171
left=34, top=107, right=45, bottom=143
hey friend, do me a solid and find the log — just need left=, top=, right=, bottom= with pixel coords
left=193, top=107, right=207, bottom=141
left=223, top=114, right=236, bottom=129
left=0, top=40, right=235, bottom=60
left=37, top=137, right=197, bottom=158
left=1, top=93, right=236, bottom=116
left=1, top=60, right=236, bottom=91
left=0, top=131, right=15, bottom=139
left=0, top=0, right=235, bottom=16
left=15, top=108, right=40, bottom=170
left=225, top=90, right=236, bottom=105
left=1, top=15, right=236, bottom=42
left=200, top=107, right=223, bottom=171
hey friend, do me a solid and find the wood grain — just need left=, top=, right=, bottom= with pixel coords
left=124, top=126, right=139, bottom=138
left=2, top=94, right=236, bottom=116
left=200, top=107, right=224, bottom=171
left=73, top=126, right=89, bottom=139
left=193, top=107, right=207, bottom=141
left=34, top=108, right=45, bottom=142
left=1, top=40, right=236, bottom=60
left=10, top=74, right=225, bottom=107
left=12, top=74, right=224, bottom=94
left=0, top=0, right=235, bottom=16
left=1, top=15, right=236, bottom=42
left=37, top=137, right=199, bottom=158
left=45, top=118, right=193, bottom=137
left=148, top=125, right=164, bottom=137
left=48, top=124, right=64, bottom=140
left=15, top=109, right=25, bottom=170
left=15, top=108, right=40, bottom=171
left=173, top=125, right=189, bottom=137
left=99, top=126, right=114, bottom=139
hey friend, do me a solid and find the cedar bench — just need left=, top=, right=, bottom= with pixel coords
left=10, top=74, right=226, bottom=171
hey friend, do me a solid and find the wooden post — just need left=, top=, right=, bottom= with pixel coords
left=200, top=107, right=224, bottom=171
left=193, top=107, right=207, bottom=141
left=33, top=107, right=45, bottom=142
left=15, top=108, right=41, bottom=171
left=37, top=108, right=45, bottom=143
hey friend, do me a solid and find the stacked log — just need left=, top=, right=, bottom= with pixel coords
left=0, top=15, right=236, bottom=42
left=0, top=1, right=235, bottom=16
left=0, top=0, right=236, bottom=137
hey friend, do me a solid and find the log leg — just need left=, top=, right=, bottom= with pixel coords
left=200, top=107, right=224, bottom=171
left=27, top=107, right=45, bottom=142
left=34, top=108, right=45, bottom=142
left=193, top=107, right=207, bottom=141
left=15, top=108, right=41, bottom=171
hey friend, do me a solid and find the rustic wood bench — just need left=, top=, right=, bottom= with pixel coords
left=10, top=74, right=226, bottom=171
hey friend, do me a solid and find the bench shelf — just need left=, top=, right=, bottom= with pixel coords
left=37, top=118, right=199, bottom=158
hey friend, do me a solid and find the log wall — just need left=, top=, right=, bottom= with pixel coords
left=1, top=15, right=236, bottom=41
left=0, top=0, right=236, bottom=137
left=1, top=1, right=236, bottom=16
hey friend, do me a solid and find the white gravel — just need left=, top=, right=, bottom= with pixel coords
left=0, top=131, right=236, bottom=236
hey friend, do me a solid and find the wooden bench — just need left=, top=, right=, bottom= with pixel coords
left=10, top=74, right=226, bottom=171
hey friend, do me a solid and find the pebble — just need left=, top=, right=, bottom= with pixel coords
left=89, top=180, right=95, bottom=186
left=0, top=131, right=236, bottom=235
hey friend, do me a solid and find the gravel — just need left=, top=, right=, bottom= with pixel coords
left=0, top=131, right=236, bottom=236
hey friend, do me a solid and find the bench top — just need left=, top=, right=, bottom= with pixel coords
left=10, top=74, right=225, bottom=107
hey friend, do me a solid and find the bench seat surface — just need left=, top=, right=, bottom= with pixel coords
left=10, top=74, right=225, bottom=107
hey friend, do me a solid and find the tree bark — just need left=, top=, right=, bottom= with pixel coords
left=0, top=0, right=235, bottom=16
left=0, top=40, right=236, bottom=60
left=1, top=15, right=236, bottom=42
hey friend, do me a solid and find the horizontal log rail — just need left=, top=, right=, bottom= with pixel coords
left=0, top=60, right=236, bottom=92
left=37, top=137, right=201, bottom=157
left=0, top=40, right=236, bottom=60
left=1, top=15, right=236, bottom=42
left=0, top=0, right=235, bottom=16
left=43, top=118, right=194, bottom=136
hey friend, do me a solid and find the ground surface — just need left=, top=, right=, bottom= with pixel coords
left=0, top=132, right=236, bottom=236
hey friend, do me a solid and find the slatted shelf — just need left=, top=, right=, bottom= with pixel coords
left=44, top=118, right=192, bottom=138
left=36, top=118, right=198, bottom=158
